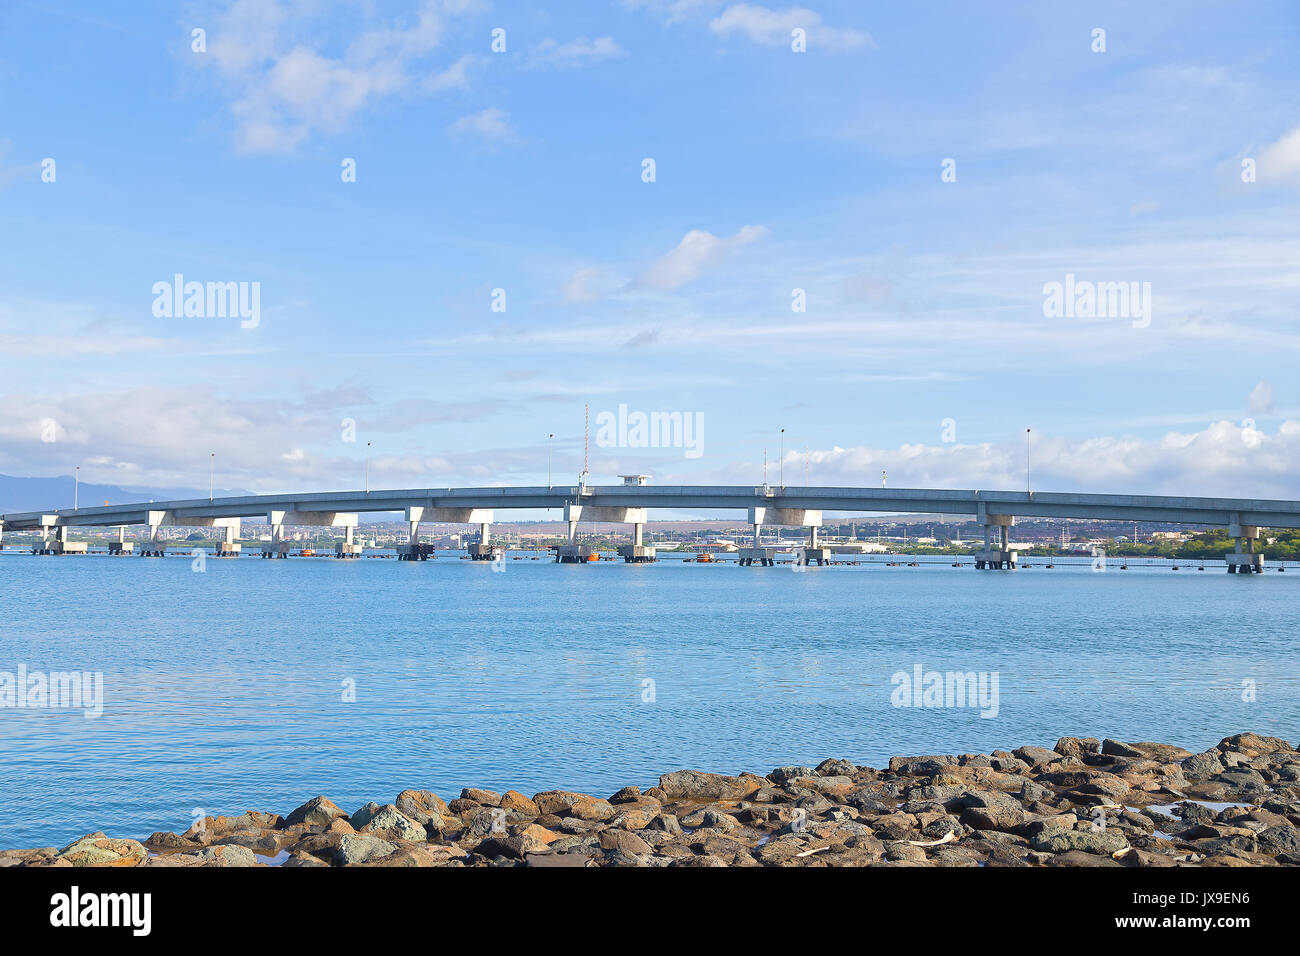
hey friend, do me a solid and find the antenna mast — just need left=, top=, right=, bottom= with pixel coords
left=583, top=403, right=589, bottom=479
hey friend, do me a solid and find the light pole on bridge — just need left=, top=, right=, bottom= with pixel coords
left=1026, top=428, right=1032, bottom=496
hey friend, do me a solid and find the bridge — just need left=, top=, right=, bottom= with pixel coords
left=0, top=479, right=1291, bottom=571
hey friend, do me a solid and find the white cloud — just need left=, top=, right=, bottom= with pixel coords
left=708, top=4, right=873, bottom=51
left=671, top=420, right=1300, bottom=501
left=447, top=107, right=522, bottom=148
left=197, top=0, right=474, bottom=154
left=620, top=0, right=722, bottom=25
left=1258, top=124, right=1300, bottom=183
left=1249, top=380, right=1276, bottom=416
left=631, top=224, right=769, bottom=291
left=525, top=36, right=626, bottom=70
left=562, top=267, right=604, bottom=302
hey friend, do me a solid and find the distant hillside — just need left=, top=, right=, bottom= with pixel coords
left=0, top=474, right=250, bottom=514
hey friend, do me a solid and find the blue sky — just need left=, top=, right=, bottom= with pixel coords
left=3, top=0, right=1300, bottom=499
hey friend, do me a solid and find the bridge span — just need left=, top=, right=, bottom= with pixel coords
left=0, top=481, right=1291, bottom=571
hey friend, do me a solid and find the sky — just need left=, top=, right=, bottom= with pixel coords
left=2, top=0, right=1300, bottom=503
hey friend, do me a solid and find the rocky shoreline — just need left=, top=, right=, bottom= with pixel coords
left=5, top=732, right=1298, bottom=868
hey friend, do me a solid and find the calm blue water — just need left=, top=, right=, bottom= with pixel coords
left=0, top=551, right=1296, bottom=850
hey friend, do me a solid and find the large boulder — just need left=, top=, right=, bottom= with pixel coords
left=1055, top=737, right=1101, bottom=758
left=395, top=790, right=449, bottom=828
left=56, top=833, right=147, bottom=867
left=1030, top=829, right=1127, bottom=855
left=1217, top=733, right=1296, bottom=758
left=335, top=834, right=396, bottom=865
left=355, top=804, right=426, bottom=842
left=283, top=796, right=346, bottom=828
left=196, top=845, right=258, bottom=867
left=532, top=791, right=616, bottom=820
left=657, top=770, right=762, bottom=801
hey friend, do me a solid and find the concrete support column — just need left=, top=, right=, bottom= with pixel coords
left=633, top=522, right=644, bottom=547
left=109, top=525, right=133, bottom=555
left=568, top=520, right=578, bottom=545
left=479, top=522, right=490, bottom=546
left=976, top=512, right=1015, bottom=570
left=1226, top=520, right=1262, bottom=573
left=809, top=525, right=819, bottom=548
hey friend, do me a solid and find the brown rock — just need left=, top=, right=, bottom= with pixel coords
left=282, top=796, right=346, bottom=828
left=657, top=770, right=763, bottom=801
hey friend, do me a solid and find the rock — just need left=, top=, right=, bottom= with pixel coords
left=1181, top=751, right=1225, bottom=780
left=815, top=758, right=856, bottom=777
left=532, top=790, right=615, bottom=820
left=598, top=830, right=653, bottom=855
left=1045, top=849, right=1122, bottom=867
left=888, top=755, right=958, bottom=776
left=499, top=791, right=538, bottom=815
left=1256, top=825, right=1300, bottom=855
left=395, top=789, right=451, bottom=827
left=1013, top=746, right=1063, bottom=767
left=769, top=766, right=816, bottom=785
left=350, top=802, right=384, bottom=829
left=524, top=850, right=592, bottom=867
left=657, top=770, right=762, bottom=801
left=646, top=813, right=682, bottom=834
left=1074, top=774, right=1132, bottom=800
left=56, top=834, right=147, bottom=867
left=145, top=831, right=196, bottom=850
left=1055, top=737, right=1101, bottom=758
left=1218, top=733, right=1296, bottom=758
left=475, top=831, right=550, bottom=860
left=1030, top=829, right=1127, bottom=855
left=283, top=796, right=346, bottom=828
left=1020, top=780, right=1049, bottom=803
left=357, top=805, right=426, bottom=842
left=196, top=844, right=258, bottom=867
left=1101, top=738, right=1143, bottom=758
left=1123, top=742, right=1193, bottom=762
left=335, top=834, right=396, bottom=866
left=461, top=788, right=502, bottom=806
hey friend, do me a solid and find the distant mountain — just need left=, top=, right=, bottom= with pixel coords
left=0, top=474, right=251, bottom=514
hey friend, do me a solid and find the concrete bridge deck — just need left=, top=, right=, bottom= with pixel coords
left=4, top=484, right=1300, bottom=529
left=1, top=484, right=1291, bottom=570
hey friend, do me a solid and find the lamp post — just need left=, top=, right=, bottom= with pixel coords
left=548, top=433, right=553, bottom=488
left=74, top=465, right=79, bottom=511
left=780, top=428, right=785, bottom=488
left=209, top=452, right=215, bottom=501
left=365, top=442, right=372, bottom=494
left=1026, top=428, right=1032, bottom=495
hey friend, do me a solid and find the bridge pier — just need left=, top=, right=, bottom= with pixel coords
left=216, top=520, right=241, bottom=557
left=800, top=525, right=832, bottom=566
left=554, top=503, right=650, bottom=563
left=336, top=524, right=363, bottom=558
left=618, top=520, right=656, bottom=563
left=139, top=511, right=168, bottom=556
left=108, top=525, right=134, bottom=555
left=468, top=520, right=505, bottom=561
left=975, top=512, right=1016, bottom=569
left=1226, top=521, right=1263, bottom=573
left=740, top=507, right=820, bottom=566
